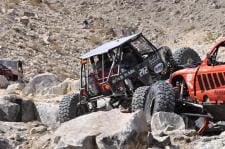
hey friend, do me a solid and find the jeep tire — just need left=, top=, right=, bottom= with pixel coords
left=132, top=81, right=176, bottom=122
left=148, top=81, right=176, bottom=113
left=131, top=86, right=150, bottom=112
left=58, top=93, right=89, bottom=123
left=173, top=47, right=201, bottom=66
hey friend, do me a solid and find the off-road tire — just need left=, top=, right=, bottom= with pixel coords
left=149, top=81, right=175, bottom=113
left=131, top=86, right=150, bottom=112
left=147, top=81, right=176, bottom=114
left=173, top=47, right=201, bottom=66
left=58, top=93, right=89, bottom=123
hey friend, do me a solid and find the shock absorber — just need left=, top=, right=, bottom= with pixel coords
left=180, top=81, right=184, bottom=99
left=175, top=81, right=180, bottom=99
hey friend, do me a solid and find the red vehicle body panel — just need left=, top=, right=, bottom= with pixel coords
left=0, top=64, right=14, bottom=80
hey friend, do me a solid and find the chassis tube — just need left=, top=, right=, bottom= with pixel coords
left=102, top=54, right=104, bottom=81
left=106, top=50, right=118, bottom=82
left=80, top=64, right=83, bottom=89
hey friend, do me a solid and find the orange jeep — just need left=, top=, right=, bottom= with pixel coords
left=169, top=39, right=225, bottom=134
left=170, top=39, right=225, bottom=104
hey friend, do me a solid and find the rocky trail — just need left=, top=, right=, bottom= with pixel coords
left=0, top=73, right=223, bottom=149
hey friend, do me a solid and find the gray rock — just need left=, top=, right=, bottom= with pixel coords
left=191, top=136, right=225, bottom=149
left=151, top=112, right=185, bottom=146
left=1, top=96, right=37, bottom=122
left=0, top=99, right=20, bottom=122
left=0, top=138, right=13, bottom=149
left=151, top=112, right=185, bottom=136
left=6, top=83, right=25, bottom=94
left=0, top=121, right=43, bottom=148
left=51, top=109, right=148, bottom=149
left=30, top=125, right=47, bottom=134
left=31, top=134, right=52, bottom=149
left=22, top=73, right=60, bottom=96
left=0, top=75, right=9, bottom=89
left=21, top=99, right=37, bottom=122
left=41, top=78, right=80, bottom=96
left=35, top=102, right=59, bottom=128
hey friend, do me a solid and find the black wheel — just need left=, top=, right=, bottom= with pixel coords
left=173, top=47, right=201, bottom=66
left=58, top=93, right=89, bottom=123
left=144, top=81, right=176, bottom=122
left=131, top=86, right=150, bottom=112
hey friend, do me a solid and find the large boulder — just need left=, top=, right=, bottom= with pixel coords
left=22, top=73, right=60, bottom=96
left=47, top=109, right=148, bottom=149
left=0, top=98, right=20, bottom=122
left=40, top=78, right=79, bottom=96
left=150, top=112, right=186, bottom=146
left=151, top=112, right=185, bottom=136
left=35, top=102, right=59, bottom=128
left=0, top=96, right=37, bottom=122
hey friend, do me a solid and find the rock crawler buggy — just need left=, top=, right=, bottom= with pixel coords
left=58, top=33, right=200, bottom=123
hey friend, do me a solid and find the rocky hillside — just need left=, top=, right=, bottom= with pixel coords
left=1, top=0, right=225, bottom=80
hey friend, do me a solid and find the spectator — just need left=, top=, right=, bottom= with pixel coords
left=83, top=19, right=89, bottom=29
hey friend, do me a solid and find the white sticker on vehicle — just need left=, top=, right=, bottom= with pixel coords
left=154, top=63, right=164, bottom=74
left=139, top=66, right=148, bottom=77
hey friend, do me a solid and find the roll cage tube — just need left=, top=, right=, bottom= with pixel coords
left=140, top=34, right=158, bottom=52
left=208, top=45, right=222, bottom=65
left=102, top=54, right=104, bottom=81
left=208, top=41, right=225, bottom=57
left=106, top=49, right=119, bottom=82
left=80, top=59, right=91, bottom=92
left=80, top=63, right=84, bottom=90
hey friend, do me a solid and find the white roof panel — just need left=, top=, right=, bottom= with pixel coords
left=80, top=33, right=140, bottom=59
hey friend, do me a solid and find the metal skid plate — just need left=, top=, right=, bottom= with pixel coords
left=203, top=103, right=225, bottom=121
